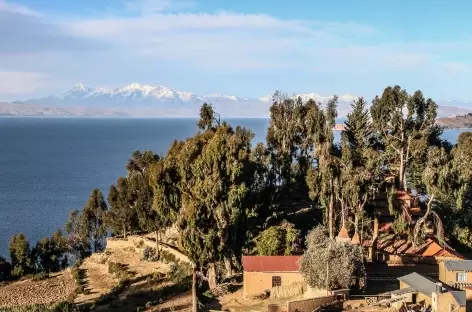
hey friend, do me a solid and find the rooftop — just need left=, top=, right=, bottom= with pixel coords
left=444, top=260, right=472, bottom=271
left=242, top=256, right=301, bottom=272
left=398, top=272, right=443, bottom=297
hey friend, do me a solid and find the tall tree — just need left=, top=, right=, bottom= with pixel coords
left=370, top=86, right=437, bottom=190
left=9, top=233, right=34, bottom=277
left=65, top=209, right=91, bottom=259
left=413, top=147, right=453, bottom=245
left=126, top=151, right=161, bottom=252
left=33, top=230, right=69, bottom=273
left=106, top=177, right=140, bottom=239
left=197, top=102, right=220, bottom=131
left=306, top=96, right=340, bottom=239
left=340, top=98, right=381, bottom=239
left=266, top=92, right=314, bottom=196
left=82, top=189, right=108, bottom=253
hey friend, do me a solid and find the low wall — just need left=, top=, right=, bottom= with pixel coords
left=287, top=295, right=336, bottom=312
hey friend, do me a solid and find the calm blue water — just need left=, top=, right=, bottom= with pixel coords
left=0, top=117, right=468, bottom=258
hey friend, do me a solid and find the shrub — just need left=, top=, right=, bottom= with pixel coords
left=134, top=240, right=145, bottom=248
left=159, top=250, right=177, bottom=263
left=142, top=247, right=158, bottom=262
left=0, top=256, right=12, bottom=281
left=167, top=261, right=192, bottom=284
left=254, top=220, right=300, bottom=256
left=32, top=271, right=49, bottom=281
left=108, top=262, right=131, bottom=280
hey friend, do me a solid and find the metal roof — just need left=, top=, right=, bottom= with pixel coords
left=450, top=291, right=466, bottom=306
left=398, top=273, right=438, bottom=297
left=444, top=260, right=472, bottom=271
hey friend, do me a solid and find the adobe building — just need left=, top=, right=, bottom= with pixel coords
left=390, top=272, right=472, bottom=312
left=440, top=260, right=472, bottom=289
left=242, top=256, right=304, bottom=297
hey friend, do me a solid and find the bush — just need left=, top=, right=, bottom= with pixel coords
left=134, top=240, right=145, bottom=248
left=142, top=247, right=158, bottom=262
left=32, top=271, right=49, bottom=281
left=0, top=256, right=12, bottom=281
left=167, top=261, right=192, bottom=284
left=108, top=262, right=132, bottom=280
left=254, top=221, right=300, bottom=256
left=159, top=250, right=177, bottom=263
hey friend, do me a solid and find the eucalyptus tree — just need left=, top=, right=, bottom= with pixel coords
left=413, top=146, right=454, bottom=245
left=370, top=86, right=438, bottom=190
left=106, top=177, right=140, bottom=239
left=340, top=98, right=381, bottom=241
left=9, top=233, right=34, bottom=277
left=306, top=96, right=340, bottom=239
left=82, top=189, right=108, bottom=253
left=266, top=92, right=314, bottom=196
left=175, top=121, right=255, bottom=288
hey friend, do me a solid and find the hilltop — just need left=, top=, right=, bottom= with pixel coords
left=436, top=113, right=472, bottom=129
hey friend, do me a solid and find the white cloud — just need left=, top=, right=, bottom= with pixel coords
left=0, top=71, right=50, bottom=95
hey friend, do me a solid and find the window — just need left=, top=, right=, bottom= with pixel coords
left=272, top=276, right=282, bottom=287
left=457, top=272, right=467, bottom=282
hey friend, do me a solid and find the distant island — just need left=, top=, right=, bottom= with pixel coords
left=436, top=113, right=472, bottom=129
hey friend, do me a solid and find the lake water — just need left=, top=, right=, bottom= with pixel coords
left=0, top=117, right=469, bottom=258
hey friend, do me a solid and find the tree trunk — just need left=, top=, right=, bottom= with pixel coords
left=207, top=262, right=217, bottom=289
left=155, top=231, right=160, bottom=259
left=369, top=216, right=379, bottom=262
left=224, top=255, right=233, bottom=278
left=123, top=223, right=127, bottom=239
left=329, top=194, right=334, bottom=239
left=354, top=213, right=359, bottom=236
left=192, top=264, right=197, bottom=312
left=399, top=150, right=405, bottom=190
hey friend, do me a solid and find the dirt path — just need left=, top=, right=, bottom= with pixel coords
left=74, top=253, right=118, bottom=305
left=0, top=271, right=75, bottom=308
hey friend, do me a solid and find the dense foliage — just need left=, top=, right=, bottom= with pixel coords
left=300, top=226, right=365, bottom=290
left=2, top=85, right=471, bottom=294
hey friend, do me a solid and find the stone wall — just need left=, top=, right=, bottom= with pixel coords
left=287, top=295, right=336, bottom=312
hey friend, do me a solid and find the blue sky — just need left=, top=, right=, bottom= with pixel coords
left=2, top=0, right=472, bottom=103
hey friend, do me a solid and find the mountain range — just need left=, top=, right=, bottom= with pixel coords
left=2, top=83, right=472, bottom=118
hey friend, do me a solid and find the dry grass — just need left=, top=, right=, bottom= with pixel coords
left=0, top=271, right=76, bottom=308
left=270, top=281, right=306, bottom=299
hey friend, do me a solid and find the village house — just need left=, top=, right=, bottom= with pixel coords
left=390, top=272, right=472, bottom=312
left=242, top=256, right=304, bottom=297
left=440, top=260, right=472, bottom=289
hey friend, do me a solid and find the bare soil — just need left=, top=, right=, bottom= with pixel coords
left=0, top=271, right=76, bottom=308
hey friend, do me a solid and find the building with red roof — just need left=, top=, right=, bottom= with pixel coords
left=242, top=256, right=303, bottom=297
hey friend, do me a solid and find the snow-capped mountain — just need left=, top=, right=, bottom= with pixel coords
left=8, top=83, right=472, bottom=118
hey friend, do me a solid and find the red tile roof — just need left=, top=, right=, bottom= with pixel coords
left=336, top=226, right=351, bottom=242
left=242, top=256, right=301, bottom=272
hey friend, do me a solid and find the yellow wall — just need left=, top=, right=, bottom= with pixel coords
left=434, top=292, right=466, bottom=312
left=400, top=281, right=432, bottom=307
left=439, top=264, right=472, bottom=287
left=243, top=271, right=305, bottom=297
